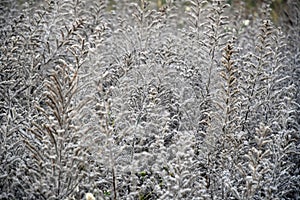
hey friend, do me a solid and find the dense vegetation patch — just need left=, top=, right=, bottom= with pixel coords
left=0, top=0, right=299, bottom=199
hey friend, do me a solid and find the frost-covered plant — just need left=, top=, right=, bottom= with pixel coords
left=1, top=0, right=299, bottom=199
left=26, top=59, right=90, bottom=199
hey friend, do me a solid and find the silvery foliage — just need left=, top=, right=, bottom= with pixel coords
left=0, top=0, right=299, bottom=199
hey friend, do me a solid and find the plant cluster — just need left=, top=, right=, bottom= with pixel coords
left=0, top=0, right=299, bottom=199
